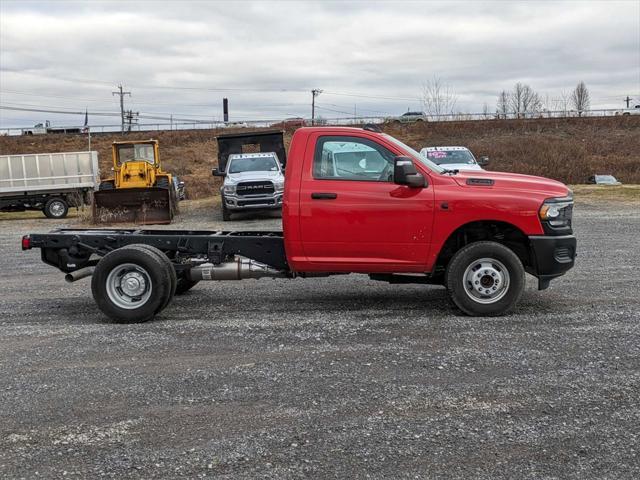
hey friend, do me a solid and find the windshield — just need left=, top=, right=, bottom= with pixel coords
left=228, top=156, right=279, bottom=174
left=382, top=134, right=444, bottom=173
left=425, top=149, right=476, bottom=165
left=116, top=144, right=155, bottom=165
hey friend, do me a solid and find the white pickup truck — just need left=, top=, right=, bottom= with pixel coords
left=617, top=105, right=640, bottom=116
left=420, top=146, right=489, bottom=172
left=212, top=130, right=286, bottom=221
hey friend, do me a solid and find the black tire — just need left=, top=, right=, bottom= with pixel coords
left=445, top=241, right=525, bottom=316
left=98, top=181, right=115, bottom=191
left=128, top=245, right=177, bottom=313
left=44, top=198, right=69, bottom=219
left=175, top=276, right=200, bottom=295
left=91, top=245, right=173, bottom=323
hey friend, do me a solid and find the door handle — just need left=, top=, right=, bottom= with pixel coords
left=311, top=192, right=338, bottom=200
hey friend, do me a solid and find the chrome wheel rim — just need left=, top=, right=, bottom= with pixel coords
left=50, top=201, right=65, bottom=217
left=105, top=263, right=152, bottom=309
left=463, top=257, right=510, bottom=304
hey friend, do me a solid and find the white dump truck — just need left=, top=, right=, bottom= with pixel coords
left=0, top=151, right=99, bottom=218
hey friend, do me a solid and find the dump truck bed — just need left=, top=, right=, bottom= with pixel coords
left=0, top=151, right=99, bottom=196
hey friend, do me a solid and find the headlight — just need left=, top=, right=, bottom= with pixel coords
left=274, top=180, right=285, bottom=193
left=223, top=184, right=236, bottom=195
left=539, top=197, right=573, bottom=231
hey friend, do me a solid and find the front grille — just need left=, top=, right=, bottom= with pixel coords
left=236, top=181, right=274, bottom=196
left=238, top=198, right=276, bottom=207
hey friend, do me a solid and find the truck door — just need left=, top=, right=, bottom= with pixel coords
left=298, top=133, right=434, bottom=272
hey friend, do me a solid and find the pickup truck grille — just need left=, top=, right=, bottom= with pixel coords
left=236, top=181, right=274, bottom=196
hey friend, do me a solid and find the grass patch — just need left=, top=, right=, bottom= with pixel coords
left=570, top=185, right=640, bottom=203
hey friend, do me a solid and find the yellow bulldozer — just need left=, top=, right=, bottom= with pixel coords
left=93, top=140, right=177, bottom=224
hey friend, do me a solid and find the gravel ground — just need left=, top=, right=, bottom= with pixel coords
left=0, top=201, right=638, bottom=479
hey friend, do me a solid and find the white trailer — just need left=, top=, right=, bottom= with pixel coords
left=0, top=151, right=99, bottom=218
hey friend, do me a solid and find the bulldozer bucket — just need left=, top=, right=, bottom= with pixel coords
left=93, top=187, right=174, bottom=225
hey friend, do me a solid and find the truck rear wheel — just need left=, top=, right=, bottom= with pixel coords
left=445, top=241, right=525, bottom=316
left=91, top=245, right=173, bottom=323
left=128, top=244, right=177, bottom=312
left=44, top=198, right=69, bottom=218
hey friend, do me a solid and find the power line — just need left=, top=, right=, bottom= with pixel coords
left=323, top=90, right=420, bottom=102
left=0, top=105, right=120, bottom=117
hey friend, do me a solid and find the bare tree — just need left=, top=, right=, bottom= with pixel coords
left=421, top=76, right=457, bottom=119
left=482, top=102, right=490, bottom=119
left=571, top=81, right=590, bottom=116
left=559, top=90, right=571, bottom=115
left=496, top=90, right=509, bottom=118
left=509, top=82, right=542, bottom=118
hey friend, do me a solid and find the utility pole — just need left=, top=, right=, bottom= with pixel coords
left=624, top=96, right=632, bottom=108
left=112, top=84, right=131, bottom=134
left=311, top=89, right=322, bottom=126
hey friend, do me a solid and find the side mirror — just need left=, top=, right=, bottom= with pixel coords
left=212, top=167, right=225, bottom=177
left=394, top=156, right=426, bottom=188
left=477, top=156, right=490, bottom=166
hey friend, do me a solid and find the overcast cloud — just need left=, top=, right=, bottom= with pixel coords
left=1, top=0, right=639, bottom=128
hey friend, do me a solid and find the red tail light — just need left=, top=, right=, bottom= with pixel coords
left=21, top=235, right=31, bottom=250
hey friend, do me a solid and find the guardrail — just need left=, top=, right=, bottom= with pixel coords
left=0, top=109, right=630, bottom=136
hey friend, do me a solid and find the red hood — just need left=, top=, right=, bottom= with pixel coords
left=452, top=170, right=570, bottom=198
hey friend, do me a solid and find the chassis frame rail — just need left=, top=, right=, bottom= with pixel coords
left=25, top=228, right=288, bottom=273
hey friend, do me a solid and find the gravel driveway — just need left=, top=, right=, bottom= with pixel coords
left=0, top=200, right=638, bottom=479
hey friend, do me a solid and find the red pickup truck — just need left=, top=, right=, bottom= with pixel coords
left=22, top=125, right=576, bottom=322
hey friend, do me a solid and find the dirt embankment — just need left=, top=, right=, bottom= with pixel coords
left=1, top=116, right=639, bottom=199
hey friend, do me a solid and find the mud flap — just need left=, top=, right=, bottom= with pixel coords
left=93, top=188, right=174, bottom=225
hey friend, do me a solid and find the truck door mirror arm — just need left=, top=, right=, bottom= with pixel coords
left=212, top=167, right=225, bottom=177
left=393, top=156, right=426, bottom=188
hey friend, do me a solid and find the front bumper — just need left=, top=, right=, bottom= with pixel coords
left=527, top=234, right=577, bottom=290
left=223, top=193, right=283, bottom=211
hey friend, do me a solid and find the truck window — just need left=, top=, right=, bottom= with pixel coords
left=313, top=136, right=394, bottom=182
left=228, top=156, right=279, bottom=173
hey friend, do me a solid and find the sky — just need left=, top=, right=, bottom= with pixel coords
left=1, top=0, right=639, bottom=129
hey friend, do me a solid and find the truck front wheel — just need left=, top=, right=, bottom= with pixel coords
left=44, top=198, right=69, bottom=218
left=91, top=245, right=173, bottom=323
left=445, top=241, right=525, bottom=316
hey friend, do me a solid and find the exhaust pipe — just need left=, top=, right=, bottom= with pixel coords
left=187, top=258, right=284, bottom=282
left=65, top=266, right=95, bottom=283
